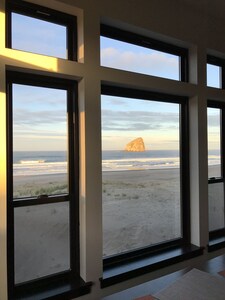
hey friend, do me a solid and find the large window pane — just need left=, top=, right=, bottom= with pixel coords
left=12, top=84, right=68, bottom=199
left=207, top=107, right=221, bottom=178
left=208, top=182, right=225, bottom=231
left=12, top=13, right=67, bottom=59
left=101, top=36, right=180, bottom=80
left=102, top=95, right=181, bottom=257
left=14, top=202, right=70, bottom=284
left=207, top=64, right=221, bottom=88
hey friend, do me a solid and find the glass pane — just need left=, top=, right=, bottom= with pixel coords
left=208, top=182, right=225, bottom=231
left=12, top=13, right=67, bottom=59
left=207, top=64, right=221, bottom=88
left=207, top=107, right=221, bottom=178
left=14, top=202, right=70, bottom=284
left=13, top=84, right=68, bottom=199
left=101, top=37, right=180, bottom=80
left=102, top=95, right=181, bottom=257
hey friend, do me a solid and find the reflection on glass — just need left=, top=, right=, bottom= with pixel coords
left=13, top=84, right=68, bottom=198
left=102, top=95, right=181, bottom=257
left=208, top=182, right=225, bottom=231
left=12, top=13, right=67, bottom=58
left=207, top=64, right=221, bottom=88
left=14, top=202, right=70, bottom=284
left=207, top=108, right=221, bottom=178
left=100, top=37, right=180, bottom=80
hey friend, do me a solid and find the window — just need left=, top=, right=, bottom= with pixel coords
left=6, top=0, right=77, bottom=60
left=100, top=25, right=188, bottom=81
left=101, top=86, right=190, bottom=264
left=7, top=72, right=81, bottom=297
left=208, top=102, right=225, bottom=239
left=207, top=64, right=221, bottom=88
left=207, top=56, right=225, bottom=89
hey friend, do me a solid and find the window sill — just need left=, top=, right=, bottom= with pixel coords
left=100, top=244, right=203, bottom=288
left=12, top=276, right=92, bottom=300
left=208, top=237, right=225, bottom=252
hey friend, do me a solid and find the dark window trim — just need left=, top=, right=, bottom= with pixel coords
left=102, top=85, right=190, bottom=269
left=208, top=100, right=225, bottom=183
left=101, top=24, right=189, bottom=82
left=6, top=71, right=90, bottom=299
left=6, top=0, right=77, bottom=61
left=207, top=100, right=225, bottom=249
left=207, top=55, right=225, bottom=68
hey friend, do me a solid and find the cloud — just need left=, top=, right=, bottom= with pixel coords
left=101, top=47, right=179, bottom=79
left=14, top=85, right=66, bottom=107
left=13, top=109, right=66, bottom=126
left=102, top=109, right=179, bottom=131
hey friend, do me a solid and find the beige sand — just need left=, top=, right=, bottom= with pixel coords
left=103, top=168, right=181, bottom=257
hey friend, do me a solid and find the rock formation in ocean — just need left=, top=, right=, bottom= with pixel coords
left=125, top=137, right=145, bottom=152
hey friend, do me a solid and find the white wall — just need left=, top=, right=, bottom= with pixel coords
left=1, top=0, right=225, bottom=299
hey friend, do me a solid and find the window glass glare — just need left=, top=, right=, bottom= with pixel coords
left=101, top=37, right=180, bottom=80
left=207, top=64, right=221, bottom=88
left=12, top=13, right=67, bottom=58
left=102, top=95, right=181, bottom=257
left=207, top=107, right=221, bottom=178
left=13, top=84, right=68, bottom=199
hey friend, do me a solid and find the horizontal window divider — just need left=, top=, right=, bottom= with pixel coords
left=100, top=244, right=204, bottom=288
left=208, top=178, right=224, bottom=184
left=100, top=71, right=196, bottom=95
left=101, top=84, right=188, bottom=104
left=13, top=194, right=69, bottom=207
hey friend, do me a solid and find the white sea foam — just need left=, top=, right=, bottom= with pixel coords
left=13, top=161, right=67, bottom=176
left=20, top=160, right=45, bottom=164
left=102, top=157, right=180, bottom=171
left=13, top=153, right=221, bottom=176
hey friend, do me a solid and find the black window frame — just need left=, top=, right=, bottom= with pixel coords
left=208, top=100, right=225, bottom=242
left=207, top=55, right=225, bottom=89
left=6, top=71, right=83, bottom=299
left=101, top=85, right=190, bottom=268
left=101, top=24, right=189, bottom=82
left=6, top=0, right=77, bottom=61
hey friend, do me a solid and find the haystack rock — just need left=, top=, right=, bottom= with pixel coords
left=125, top=137, right=145, bottom=152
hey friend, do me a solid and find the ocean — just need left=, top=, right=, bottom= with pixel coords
left=13, top=150, right=220, bottom=176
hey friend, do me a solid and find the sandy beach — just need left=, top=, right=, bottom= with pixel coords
left=14, top=165, right=222, bottom=282
left=103, top=168, right=181, bottom=257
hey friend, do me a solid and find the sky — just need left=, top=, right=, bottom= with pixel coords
left=13, top=84, right=67, bottom=151
left=11, top=13, right=220, bottom=152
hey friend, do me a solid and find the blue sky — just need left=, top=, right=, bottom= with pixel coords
left=12, top=13, right=67, bottom=59
left=11, top=14, right=220, bottom=152
left=13, top=84, right=67, bottom=151
left=101, top=37, right=180, bottom=80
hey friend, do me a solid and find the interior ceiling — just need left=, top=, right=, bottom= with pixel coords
left=183, top=0, right=225, bottom=18
left=58, top=0, right=225, bottom=20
